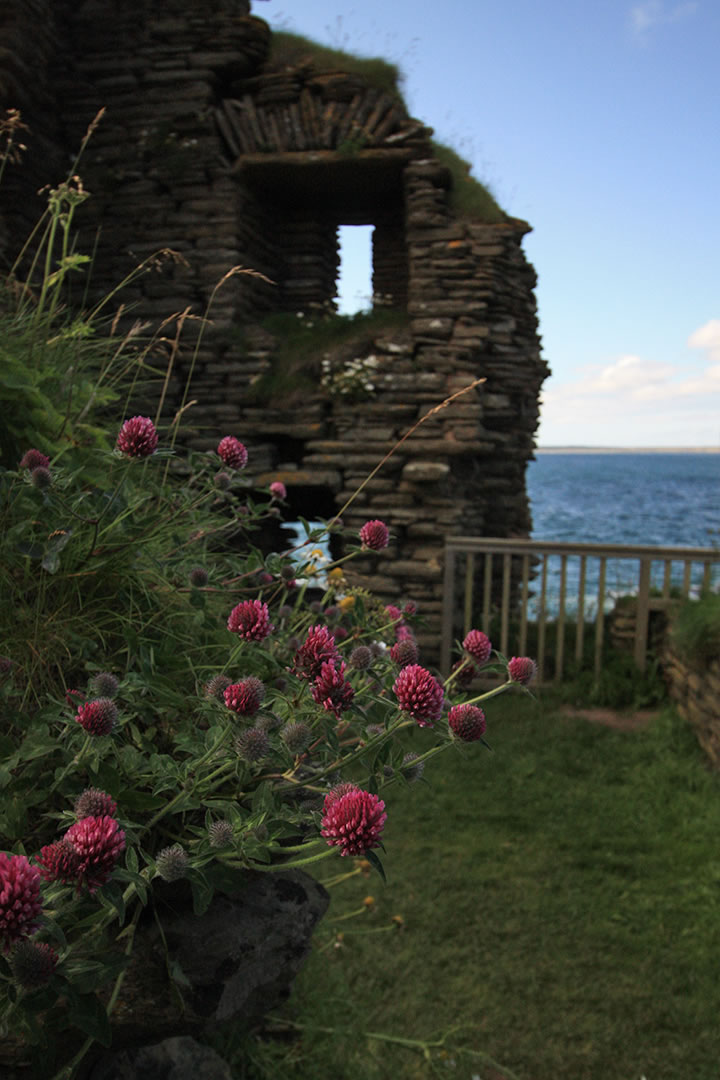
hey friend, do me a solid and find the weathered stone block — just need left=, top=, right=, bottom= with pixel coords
left=402, top=461, right=450, bottom=483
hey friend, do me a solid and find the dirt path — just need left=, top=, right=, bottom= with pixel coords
left=558, top=705, right=660, bottom=732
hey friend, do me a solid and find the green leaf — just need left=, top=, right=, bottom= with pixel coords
left=69, top=955, right=130, bottom=995
left=190, top=873, right=214, bottom=916
left=0, top=733, right=16, bottom=758
left=21, top=984, right=60, bottom=1013
left=41, top=914, right=67, bottom=950
left=97, top=881, right=125, bottom=925
left=112, top=867, right=148, bottom=903
left=169, top=958, right=192, bottom=988
left=125, top=846, right=139, bottom=874
left=364, top=849, right=387, bottom=883
left=120, top=790, right=166, bottom=811
left=89, top=761, right=122, bottom=796
left=68, top=992, right=112, bottom=1047
left=16, top=540, right=44, bottom=559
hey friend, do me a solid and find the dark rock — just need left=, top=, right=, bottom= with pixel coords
left=87, top=1037, right=233, bottom=1080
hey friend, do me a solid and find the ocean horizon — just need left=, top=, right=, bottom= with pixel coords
left=536, top=446, right=720, bottom=454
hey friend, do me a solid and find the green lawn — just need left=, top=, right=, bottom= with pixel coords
left=220, top=696, right=720, bottom=1080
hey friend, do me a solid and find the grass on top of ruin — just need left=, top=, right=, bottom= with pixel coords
left=266, top=32, right=508, bottom=225
left=268, top=32, right=405, bottom=100
left=217, top=694, right=720, bottom=1080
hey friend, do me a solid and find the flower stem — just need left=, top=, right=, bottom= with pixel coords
left=443, top=654, right=471, bottom=690
left=462, top=680, right=512, bottom=707
left=247, top=845, right=337, bottom=871
left=143, top=723, right=232, bottom=832
left=50, top=734, right=92, bottom=794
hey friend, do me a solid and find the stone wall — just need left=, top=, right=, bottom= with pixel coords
left=662, top=642, right=720, bottom=769
left=0, top=0, right=549, bottom=658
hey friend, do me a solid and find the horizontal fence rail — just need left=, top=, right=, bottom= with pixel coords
left=441, top=537, right=720, bottom=683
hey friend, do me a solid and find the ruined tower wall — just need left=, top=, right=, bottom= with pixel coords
left=0, top=1, right=549, bottom=656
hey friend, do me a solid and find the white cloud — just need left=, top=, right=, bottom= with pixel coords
left=630, top=1, right=698, bottom=37
left=539, top=343, right=720, bottom=445
left=587, top=354, right=675, bottom=392
left=688, top=318, right=720, bottom=363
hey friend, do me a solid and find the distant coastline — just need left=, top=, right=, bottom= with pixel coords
left=535, top=446, right=720, bottom=454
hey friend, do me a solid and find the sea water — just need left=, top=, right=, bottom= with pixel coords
left=526, top=453, right=720, bottom=614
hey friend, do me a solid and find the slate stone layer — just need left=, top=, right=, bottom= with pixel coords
left=1, top=1, right=550, bottom=656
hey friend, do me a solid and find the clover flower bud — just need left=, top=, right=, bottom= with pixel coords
left=0, top=854, right=43, bottom=949
left=359, top=519, right=389, bottom=551
left=463, top=629, right=492, bottom=666
left=450, top=658, right=478, bottom=689
left=235, top=727, right=270, bottom=763
left=204, top=674, right=232, bottom=699
left=224, top=677, right=265, bottom=717
left=209, top=821, right=234, bottom=848
left=19, top=449, right=50, bottom=471
left=321, top=788, right=387, bottom=857
left=227, top=599, right=274, bottom=641
left=293, top=625, right=339, bottom=681
left=9, top=941, right=58, bottom=988
left=312, top=660, right=354, bottom=719
left=88, top=672, right=119, bottom=699
left=281, top=721, right=312, bottom=754
left=448, top=704, right=487, bottom=742
left=76, top=698, right=118, bottom=736
left=74, top=788, right=117, bottom=820
left=508, top=656, right=537, bottom=685
left=390, top=637, right=419, bottom=668
left=217, top=436, right=248, bottom=470
left=155, top=844, right=188, bottom=882
left=401, top=752, right=425, bottom=782
left=31, top=466, right=52, bottom=489
left=64, top=816, right=126, bottom=893
left=35, top=840, right=80, bottom=887
left=349, top=645, right=372, bottom=671
left=116, top=416, right=158, bottom=458
left=393, top=664, right=444, bottom=728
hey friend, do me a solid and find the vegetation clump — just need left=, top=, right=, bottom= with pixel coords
left=670, top=590, right=720, bottom=666
left=0, top=117, right=529, bottom=1078
left=268, top=31, right=404, bottom=100
left=430, top=140, right=508, bottom=223
left=245, top=303, right=408, bottom=405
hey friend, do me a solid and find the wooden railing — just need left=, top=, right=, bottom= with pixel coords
left=441, top=537, right=720, bottom=682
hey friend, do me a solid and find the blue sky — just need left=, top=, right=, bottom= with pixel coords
left=260, top=0, right=720, bottom=447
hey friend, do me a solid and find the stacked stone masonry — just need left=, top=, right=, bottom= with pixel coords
left=1, top=0, right=549, bottom=657
left=662, top=643, right=720, bottom=770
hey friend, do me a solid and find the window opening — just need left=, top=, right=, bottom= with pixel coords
left=281, top=520, right=333, bottom=588
left=336, top=224, right=373, bottom=315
